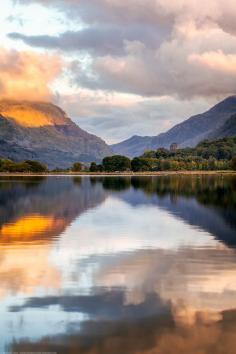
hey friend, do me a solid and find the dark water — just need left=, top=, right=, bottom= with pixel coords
left=0, top=175, right=236, bottom=354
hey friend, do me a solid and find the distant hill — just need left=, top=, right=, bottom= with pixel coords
left=111, top=96, right=236, bottom=157
left=210, top=114, right=236, bottom=139
left=0, top=100, right=111, bottom=168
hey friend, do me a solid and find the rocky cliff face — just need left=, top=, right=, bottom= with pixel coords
left=111, top=96, right=236, bottom=157
left=0, top=100, right=111, bottom=168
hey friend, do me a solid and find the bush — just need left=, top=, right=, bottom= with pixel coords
left=0, top=159, right=48, bottom=173
left=230, top=156, right=236, bottom=170
left=131, top=157, right=152, bottom=172
left=89, top=162, right=103, bottom=172
left=102, top=155, right=131, bottom=172
left=25, top=160, right=48, bottom=173
left=72, top=162, right=82, bottom=172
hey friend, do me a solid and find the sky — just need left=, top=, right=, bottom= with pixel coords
left=1, top=0, right=236, bottom=143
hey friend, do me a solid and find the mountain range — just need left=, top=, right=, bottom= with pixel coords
left=111, top=96, right=236, bottom=157
left=0, top=100, right=111, bottom=168
left=0, top=96, right=236, bottom=168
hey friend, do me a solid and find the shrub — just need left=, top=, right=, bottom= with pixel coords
left=230, top=156, right=236, bottom=170
left=103, top=155, right=131, bottom=172
left=72, top=162, right=82, bottom=172
left=131, top=157, right=152, bottom=172
left=25, top=160, right=48, bottom=173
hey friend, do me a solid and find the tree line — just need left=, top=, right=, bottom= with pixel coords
left=89, top=137, right=236, bottom=172
left=0, top=159, right=48, bottom=173
left=0, top=137, right=236, bottom=173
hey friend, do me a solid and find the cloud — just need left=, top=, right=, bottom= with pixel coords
left=12, top=0, right=236, bottom=99
left=8, top=0, right=236, bottom=140
left=14, top=0, right=236, bottom=32
left=0, top=47, right=62, bottom=101
left=189, top=51, right=236, bottom=74
left=68, top=24, right=236, bottom=98
left=9, top=23, right=167, bottom=56
left=58, top=91, right=209, bottom=143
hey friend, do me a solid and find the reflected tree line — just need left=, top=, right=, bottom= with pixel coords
left=0, top=174, right=235, bottom=218
left=0, top=175, right=235, bottom=247
left=90, top=175, right=236, bottom=246
left=91, top=175, right=236, bottom=209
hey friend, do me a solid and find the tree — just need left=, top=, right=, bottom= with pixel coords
left=155, top=148, right=171, bottom=159
left=208, top=158, right=217, bottom=170
left=102, top=155, right=131, bottom=172
left=89, top=162, right=104, bottom=172
left=25, top=160, right=48, bottom=173
left=90, top=162, right=98, bottom=172
left=0, top=159, right=13, bottom=172
left=0, top=159, right=48, bottom=173
left=97, top=164, right=104, bottom=172
left=9, top=161, right=30, bottom=172
left=160, top=159, right=171, bottom=170
left=131, top=157, right=152, bottom=172
left=142, top=150, right=156, bottom=158
left=169, top=160, right=181, bottom=171
left=72, top=162, right=82, bottom=172
left=230, top=156, right=236, bottom=170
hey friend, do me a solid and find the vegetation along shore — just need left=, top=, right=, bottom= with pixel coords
left=1, top=137, right=236, bottom=174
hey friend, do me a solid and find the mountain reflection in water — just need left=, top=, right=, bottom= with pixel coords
left=0, top=175, right=235, bottom=354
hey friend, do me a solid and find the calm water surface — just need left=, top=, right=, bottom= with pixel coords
left=0, top=175, right=236, bottom=354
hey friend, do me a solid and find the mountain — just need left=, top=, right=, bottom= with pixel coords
left=209, top=114, right=236, bottom=139
left=111, top=96, right=236, bottom=157
left=0, top=100, right=111, bottom=168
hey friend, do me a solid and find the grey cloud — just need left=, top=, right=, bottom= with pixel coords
left=9, top=22, right=169, bottom=56
left=60, top=94, right=209, bottom=143
left=10, top=30, right=128, bottom=56
left=69, top=28, right=236, bottom=99
left=15, top=0, right=174, bottom=26
left=12, top=0, right=236, bottom=99
left=12, top=1, right=236, bottom=105
left=15, top=0, right=236, bottom=35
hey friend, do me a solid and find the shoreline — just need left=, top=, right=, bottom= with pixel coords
left=0, top=170, right=235, bottom=177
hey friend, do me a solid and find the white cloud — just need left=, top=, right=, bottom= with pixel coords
left=5, top=0, right=236, bottom=140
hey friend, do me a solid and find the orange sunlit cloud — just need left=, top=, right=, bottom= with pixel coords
left=189, top=51, right=236, bottom=75
left=0, top=47, right=62, bottom=101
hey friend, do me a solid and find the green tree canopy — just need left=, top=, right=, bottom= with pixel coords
left=0, top=159, right=48, bottom=173
left=103, top=155, right=131, bottom=172
left=131, top=157, right=152, bottom=172
left=25, top=160, right=48, bottom=173
left=89, top=162, right=103, bottom=172
left=231, top=156, right=236, bottom=170
left=72, top=162, right=82, bottom=172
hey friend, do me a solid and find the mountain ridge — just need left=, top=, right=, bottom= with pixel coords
left=111, top=96, right=236, bottom=157
left=209, top=114, right=236, bottom=140
left=0, top=100, right=112, bottom=168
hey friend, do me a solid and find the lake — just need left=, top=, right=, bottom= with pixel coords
left=0, top=175, right=236, bottom=354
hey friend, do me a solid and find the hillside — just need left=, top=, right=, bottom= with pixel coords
left=0, top=100, right=111, bottom=168
left=210, top=114, right=236, bottom=139
left=111, top=96, right=236, bottom=157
